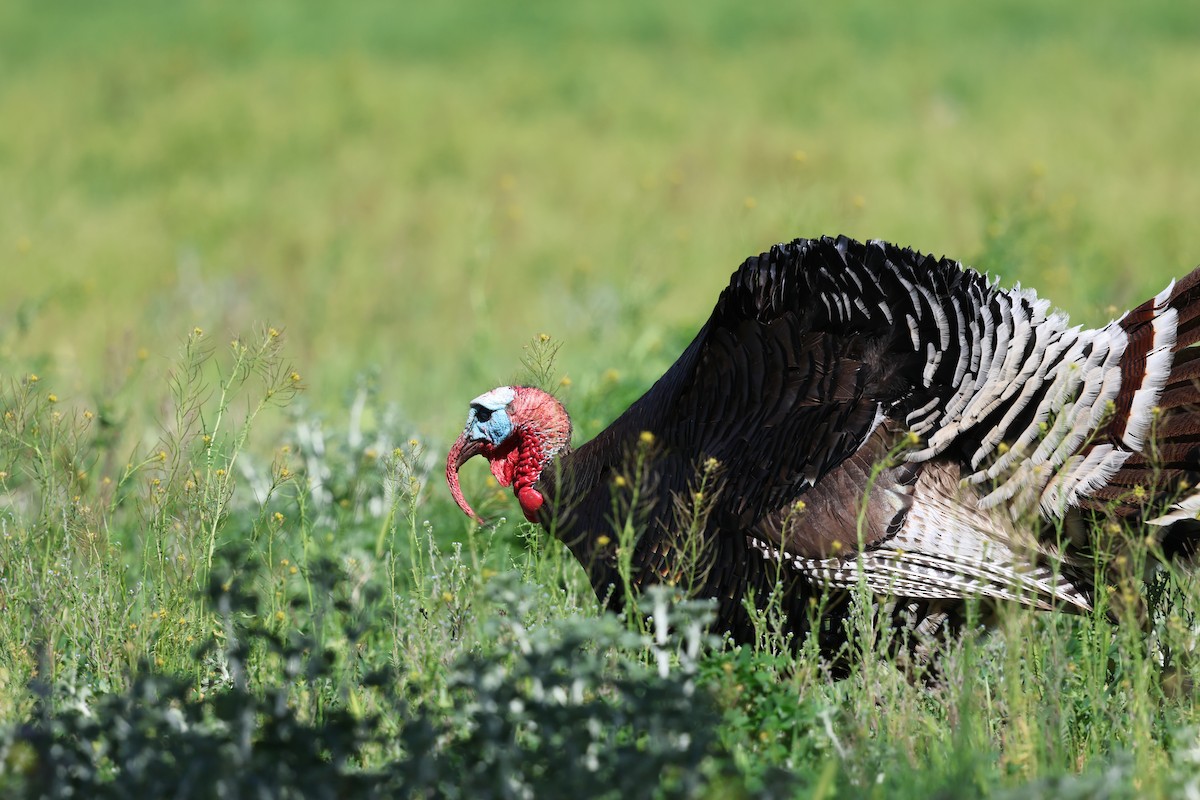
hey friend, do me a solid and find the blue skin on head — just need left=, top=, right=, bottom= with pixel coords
left=468, top=403, right=514, bottom=446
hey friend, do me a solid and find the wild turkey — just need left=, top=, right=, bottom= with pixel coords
left=447, top=235, right=1200, bottom=668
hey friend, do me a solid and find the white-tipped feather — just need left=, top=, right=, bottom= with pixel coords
left=877, top=269, right=1184, bottom=523
left=906, top=314, right=922, bottom=350
left=820, top=294, right=834, bottom=320
left=790, top=255, right=1185, bottom=611
left=1121, top=309, right=1178, bottom=451
left=1148, top=492, right=1200, bottom=526
left=950, top=300, right=972, bottom=386
left=905, top=396, right=943, bottom=435
left=897, top=273, right=923, bottom=313
left=1155, top=278, right=1177, bottom=308
left=759, top=465, right=1093, bottom=611
left=917, top=283, right=951, bottom=350
left=922, top=342, right=942, bottom=387
left=967, top=324, right=1062, bottom=468
left=877, top=299, right=894, bottom=324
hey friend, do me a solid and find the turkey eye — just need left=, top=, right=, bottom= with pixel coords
left=475, top=408, right=493, bottom=423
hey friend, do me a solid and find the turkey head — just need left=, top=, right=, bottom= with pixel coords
left=446, top=385, right=571, bottom=524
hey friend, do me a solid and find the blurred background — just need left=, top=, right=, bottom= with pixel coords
left=3, top=0, right=1199, bottom=441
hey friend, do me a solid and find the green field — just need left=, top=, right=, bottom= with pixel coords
left=3, top=1, right=1200, bottom=796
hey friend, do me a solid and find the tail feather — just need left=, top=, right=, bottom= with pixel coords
left=1151, top=410, right=1200, bottom=440
left=1090, top=467, right=1193, bottom=492
left=1156, top=384, right=1200, bottom=411
left=1125, top=444, right=1200, bottom=469
left=1176, top=319, right=1200, bottom=351
left=1091, top=265, right=1200, bottom=521
left=1167, top=266, right=1200, bottom=348
left=1166, top=341, right=1200, bottom=367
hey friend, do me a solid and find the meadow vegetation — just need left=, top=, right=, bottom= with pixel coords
left=2, top=1, right=1200, bottom=796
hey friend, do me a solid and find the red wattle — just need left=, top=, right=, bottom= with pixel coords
left=490, top=450, right=517, bottom=487
left=517, top=486, right=544, bottom=522
left=510, top=427, right=549, bottom=522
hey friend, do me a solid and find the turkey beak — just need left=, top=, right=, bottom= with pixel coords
left=447, top=432, right=487, bottom=525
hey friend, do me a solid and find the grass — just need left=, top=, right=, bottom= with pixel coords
left=2, top=0, right=1200, bottom=796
